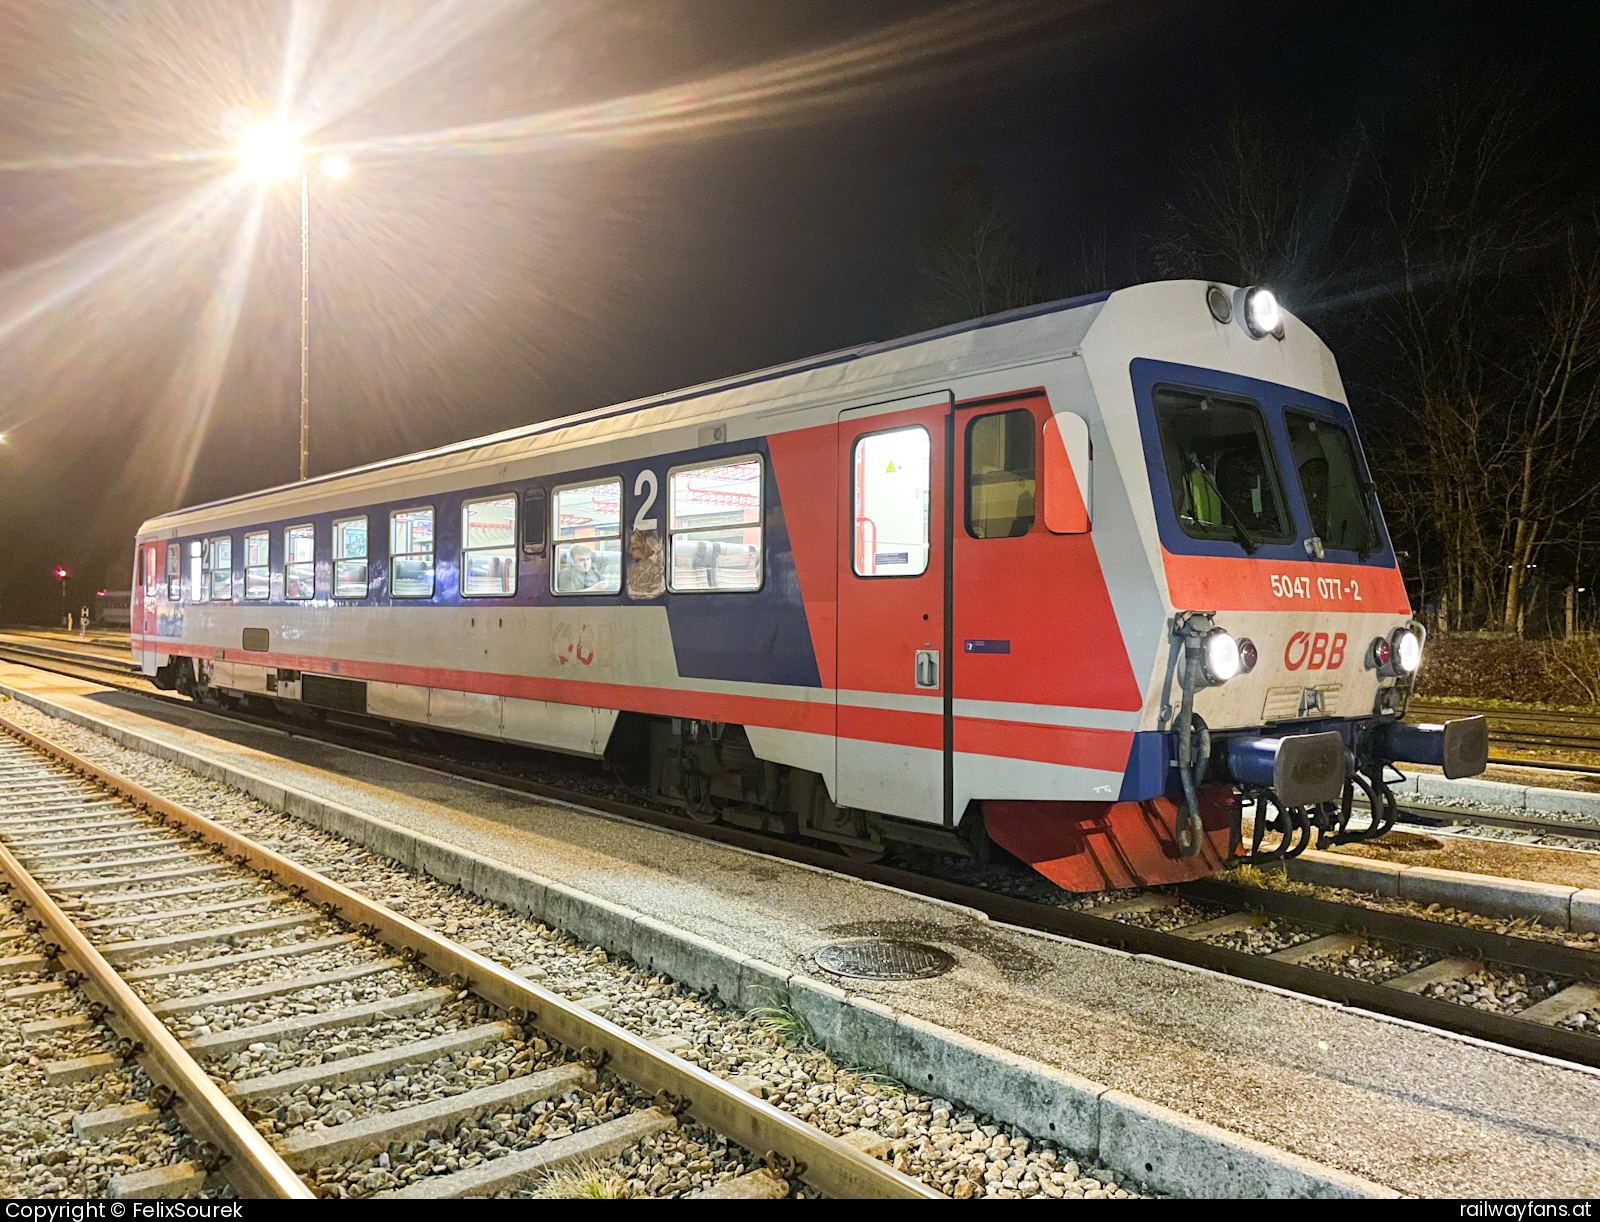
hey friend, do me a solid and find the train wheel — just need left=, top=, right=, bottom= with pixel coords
left=838, top=840, right=885, bottom=864
left=680, top=770, right=720, bottom=825
left=808, top=789, right=883, bottom=861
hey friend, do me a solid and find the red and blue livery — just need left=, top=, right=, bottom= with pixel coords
left=131, top=281, right=1487, bottom=890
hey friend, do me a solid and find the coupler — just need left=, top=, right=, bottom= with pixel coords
left=1221, top=730, right=1349, bottom=808
left=1371, top=716, right=1489, bottom=779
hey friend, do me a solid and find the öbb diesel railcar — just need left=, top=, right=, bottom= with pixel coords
left=131, top=280, right=1487, bottom=890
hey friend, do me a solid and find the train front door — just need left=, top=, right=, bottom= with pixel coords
left=835, top=392, right=953, bottom=825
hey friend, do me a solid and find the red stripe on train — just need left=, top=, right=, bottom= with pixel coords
left=1162, top=550, right=1410, bottom=614
left=128, top=638, right=1131, bottom=771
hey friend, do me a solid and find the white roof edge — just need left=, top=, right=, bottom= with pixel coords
left=138, top=289, right=1116, bottom=536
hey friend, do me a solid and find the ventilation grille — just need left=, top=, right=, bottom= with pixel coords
left=1262, top=687, right=1301, bottom=722
left=241, top=628, right=270, bottom=653
left=302, top=673, right=367, bottom=715
left=1263, top=684, right=1343, bottom=721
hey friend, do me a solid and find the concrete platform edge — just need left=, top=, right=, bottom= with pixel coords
left=1288, top=848, right=1586, bottom=929
left=0, top=682, right=1397, bottom=1199
left=1403, top=770, right=1600, bottom=820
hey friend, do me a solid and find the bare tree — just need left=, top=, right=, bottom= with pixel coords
left=1371, top=77, right=1579, bottom=632
left=1500, top=230, right=1600, bottom=628
left=908, top=162, right=1052, bottom=330
left=1153, top=111, right=1362, bottom=296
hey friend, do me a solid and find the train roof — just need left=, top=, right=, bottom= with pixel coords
left=139, top=288, right=1117, bottom=535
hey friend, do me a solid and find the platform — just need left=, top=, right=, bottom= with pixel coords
left=2, top=662, right=1599, bottom=1197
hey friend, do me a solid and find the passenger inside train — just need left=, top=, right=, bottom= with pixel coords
left=557, top=543, right=607, bottom=592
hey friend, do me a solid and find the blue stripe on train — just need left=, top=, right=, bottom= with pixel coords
left=158, top=436, right=824, bottom=689
left=1118, top=731, right=1170, bottom=801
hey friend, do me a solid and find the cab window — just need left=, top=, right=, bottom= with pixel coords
left=852, top=427, right=930, bottom=576
left=1285, top=412, right=1378, bottom=554
left=462, top=495, right=517, bottom=596
left=966, top=410, right=1035, bottom=539
left=668, top=459, right=763, bottom=592
left=1153, top=387, right=1291, bottom=548
left=552, top=481, right=623, bottom=595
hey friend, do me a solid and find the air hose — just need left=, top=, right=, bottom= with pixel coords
left=1173, top=614, right=1214, bottom=857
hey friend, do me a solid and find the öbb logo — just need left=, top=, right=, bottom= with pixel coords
left=1284, top=631, right=1347, bottom=671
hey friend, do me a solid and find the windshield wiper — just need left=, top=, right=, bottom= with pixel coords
left=1356, top=479, right=1380, bottom=561
left=1190, top=461, right=1258, bottom=555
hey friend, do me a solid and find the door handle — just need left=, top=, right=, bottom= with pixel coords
left=914, top=649, right=940, bottom=689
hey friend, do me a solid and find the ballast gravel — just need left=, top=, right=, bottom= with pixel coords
left=1301, top=938, right=1434, bottom=984
left=1205, top=918, right=1315, bottom=956
left=0, top=697, right=1145, bottom=1200
left=1418, top=969, right=1566, bottom=1015
left=0, top=931, right=205, bottom=1197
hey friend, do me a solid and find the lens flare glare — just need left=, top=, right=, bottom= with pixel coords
left=240, top=121, right=301, bottom=180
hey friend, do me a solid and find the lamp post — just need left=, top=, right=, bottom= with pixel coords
left=240, top=123, right=348, bottom=481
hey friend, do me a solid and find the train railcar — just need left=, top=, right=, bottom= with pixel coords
left=130, top=280, right=1487, bottom=891
left=95, top=588, right=131, bottom=629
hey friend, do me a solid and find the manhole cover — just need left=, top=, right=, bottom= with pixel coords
left=812, top=939, right=956, bottom=981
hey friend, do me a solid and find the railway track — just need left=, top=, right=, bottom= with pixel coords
left=3, top=639, right=1600, bottom=1071
left=1409, top=699, right=1600, bottom=770
left=1392, top=801, right=1600, bottom=845
left=9, top=636, right=1600, bottom=849
left=0, top=711, right=937, bottom=1200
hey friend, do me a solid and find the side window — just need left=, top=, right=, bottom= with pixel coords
left=188, top=540, right=203, bottom=601
left=552, top=480, right=623, bottom=595
left=333, top=516, right=369, bottom=599
left=206, top=536, right=232, bottom=601
left=244, top=531, right=270, bottom=600
left=284, top=525, right=315, bottom=600
left=966, top=410, right=1036, bottom=539
left=462, top=495, right=517, bottom=596
left=523, top=488, right=547, bottom=554
left=667, top=458, right=763, bottom=592
left=390, top=508, right=435, bottom=598
left=852, top=426, right=930, bottom=576
left=166, top=543, right=181, bottom=600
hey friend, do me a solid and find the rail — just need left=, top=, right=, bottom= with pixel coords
left=0, top=710, right=939, bottom=1200
left=4, top=639, right=1600, bottom=1070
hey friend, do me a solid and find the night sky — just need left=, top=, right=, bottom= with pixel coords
left=0, top=0, right=1590, bottom=618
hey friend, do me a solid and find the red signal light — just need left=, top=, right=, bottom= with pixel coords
left=54, top=567, right=68, bottom=579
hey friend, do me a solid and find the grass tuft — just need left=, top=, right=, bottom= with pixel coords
left=838, top=1067, right=907, bottom=1097
left=747, top=1001, right=818, bottom=1052
left=529, top=1161, right=629, bottom=1199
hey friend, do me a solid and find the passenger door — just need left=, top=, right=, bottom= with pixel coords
left=835, top=392, right=953, bottom=824
left=137, top=542, right=161, bottom=674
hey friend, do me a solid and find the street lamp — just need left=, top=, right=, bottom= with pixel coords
left=239, top=121, right=349, bottom=481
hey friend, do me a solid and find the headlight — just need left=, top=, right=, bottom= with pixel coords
left=1236, top=285, right=1282, bottom=339
left=1202, top=628, right=1241, bottom=685
left=1392, top=628, right=1421, bottom=674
